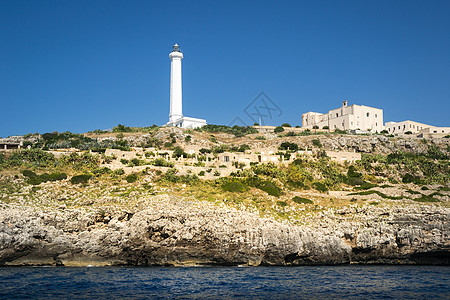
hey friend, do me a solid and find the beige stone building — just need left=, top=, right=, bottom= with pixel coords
left=385, top=120, right=450, bottom=136
left=302, top=101, right=384, bottom=132
left=384, top=120, right=431, bottom=135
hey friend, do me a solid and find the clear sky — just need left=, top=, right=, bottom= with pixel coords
left=1, top=0, right=449, bottom=137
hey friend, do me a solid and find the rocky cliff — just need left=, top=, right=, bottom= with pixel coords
left=1, top=195, right=448, bottom=266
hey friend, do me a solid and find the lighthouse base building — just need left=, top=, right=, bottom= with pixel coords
left=166, top=116, right=207, bottom=129
left=165, top=43, right=206, bottom=129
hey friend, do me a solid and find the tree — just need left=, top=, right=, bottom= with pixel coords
left=274, top=126, right=284, bottom=133
left=281, top=123, right=291, bottom=127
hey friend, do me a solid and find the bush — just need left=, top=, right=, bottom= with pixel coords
left=199, top=148, right=211, bottom=154
left=22, top=170, right=37, bottom=178
left=313, top=182, right=328, bottom=192
left=221, top=180, right=249, bottom=193
left=22, top=170, right=67, bottom=185
left=198, top=171, right=205, bottom=176
left=276, top=201, right=287, bottom=207
left=274, top=126, right=285, bottom=133
left=246, top=177, right=282, bottom=197
left=92, top=167, right=112, bottom=176
left=151, top=158, right=174, bottom=167
left=312, top=139, right=322, bottom=148
left=281, top=123, right=291, bottom=127
left=405, top=131, right=413, bottom=135
left=70, top=174, right=92, bottom=184
left=198, top=124, right=258, bottom=137
left=322, top=126, right=329, bottom=129
left=292, top=196, right=313, bottom=204
left=113, top=168, right=125, bottom=175
left=402, top=173, right=422, bottom=184
left=6, top=149, right=56, bottom=168
left=312, top=125, right=319, bottom=129
left=125, top=173, right=138, bottom=183
left=279, top=142, right=298, bottom=151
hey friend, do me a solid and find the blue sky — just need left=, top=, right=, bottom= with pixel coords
left=1, top=0, right=449, bottom=137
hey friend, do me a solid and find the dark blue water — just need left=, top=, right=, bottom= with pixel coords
left=0, top=266, right=449, bottom=299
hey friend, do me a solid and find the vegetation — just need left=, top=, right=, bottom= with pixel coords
left=196, top=125, right=258, bottom=137
left=22, top=170, right=67, bottom=185
left=274, top=126, right=285, bottom=133
left=292, top=196, right=313, bottom=204
left=70, top=174, right=92, bottom=184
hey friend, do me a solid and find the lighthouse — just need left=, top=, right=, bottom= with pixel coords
left=165, top=43, right=206, bottom=129
left=169, top=43, right=183, bottom=122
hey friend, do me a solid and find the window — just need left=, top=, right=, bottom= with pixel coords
left=375, top=114, right=377, bottom=118
left=224, top=156, right=229, bottom=162
left=366, top=113, right=370, bottom=117
left=336, top=113, right=338, bottom=118
left=376, top=123, right=377, bottom=126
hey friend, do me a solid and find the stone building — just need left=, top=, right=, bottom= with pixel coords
left=385, top=120, right=450, bottom=136
left=302, top=101, right=384, bottom=132
left=384, top=120, right=431, bottom=135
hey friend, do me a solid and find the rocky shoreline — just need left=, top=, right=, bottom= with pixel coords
left=1, top=195, right=448, bottom=266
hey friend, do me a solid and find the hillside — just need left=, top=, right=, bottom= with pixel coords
left=0, top=125, right=449, bottom=266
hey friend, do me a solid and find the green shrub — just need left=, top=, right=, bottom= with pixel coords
left=198, top=171, right=205, bottom=176
left=125, top=173, right=138, bottom=183
left=151, top=158, right=174, bottom=167
left=349, top=190, right=403, bottom=200
left=279, top=142, right=298, bottom=151
left=312, top=139, right=322, bottom=148
left=6, top=149, right=56, bottom=168
left=197, top=124, right=258, bottom=137
left=276, top=201, right=287, bottom=207
left=281, top=123, right=291, bottom=127
left=92, top=167, right=112, bottom=176
left=292, top=196, right=313, bottom=204
left=113, top=168, right=125, bottom=175
left=221, top=180, right=249, bottom=193
left=402, top=173, right=422, bottom=184
left=199, top=148, right=212, bottom=154
left=24, top=171, right=67, bottom=185
left=413, top=196, right=440, bottom=203
left=70, top=174, right=92, bottom=184
left=246, top=177, right=282, bottom=197
left=120, top=159, right=129, bottom=165
left=161, top=168, right=199, bottom=184
left=421, top=186, right=429, bottom=190
left=313, top=182, right=328, bottom=192
left=355, top=182, right=378, bottom=190
left=274, top=126, right=285, bottom=133
left=22, top=170, right=37, bottom=178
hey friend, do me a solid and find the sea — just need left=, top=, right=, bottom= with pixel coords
left=0, top=265, right=449, bottom=299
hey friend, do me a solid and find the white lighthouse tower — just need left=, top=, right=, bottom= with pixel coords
left=165, top=43, right=206, bottom=129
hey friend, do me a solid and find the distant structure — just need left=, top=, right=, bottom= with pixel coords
left=165, top=43, right=206, bottom=129
left=302, top=101, right=384, bottom=132
left=385, top=120, right=450, bottom=136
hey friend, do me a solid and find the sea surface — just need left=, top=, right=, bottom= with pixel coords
left=0, top=265, right=449, bottom=299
